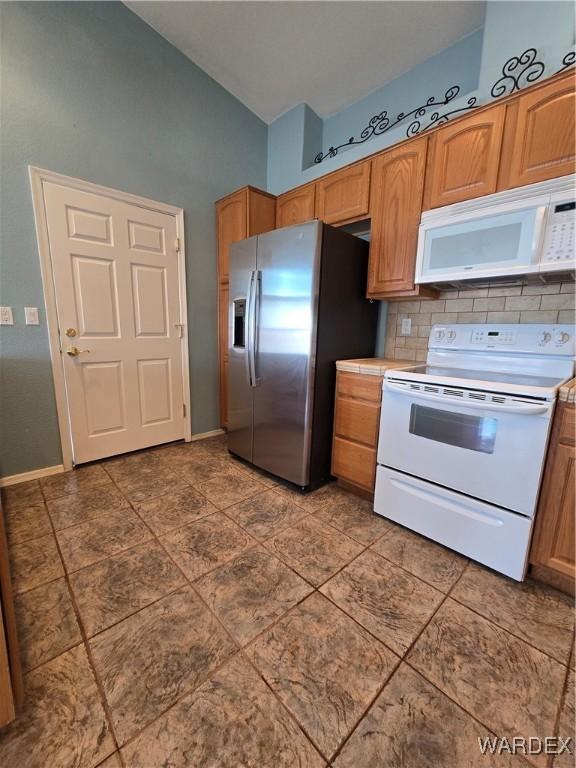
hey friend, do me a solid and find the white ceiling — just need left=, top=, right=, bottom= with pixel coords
left=126, top=1, right=486, bottom=123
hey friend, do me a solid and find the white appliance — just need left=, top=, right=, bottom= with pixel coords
left=416, top=175, right=575, bottom=284
left=374, top=324, right=575, bottom=580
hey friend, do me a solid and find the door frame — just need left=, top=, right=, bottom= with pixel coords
left=29, top=166, right=192, bottom=470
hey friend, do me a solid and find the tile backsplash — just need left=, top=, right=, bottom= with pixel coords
left=384, top=281, right=576, bottom=362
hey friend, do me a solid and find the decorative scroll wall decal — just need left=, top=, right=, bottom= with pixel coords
left=314, top=48, right=575, bottom=164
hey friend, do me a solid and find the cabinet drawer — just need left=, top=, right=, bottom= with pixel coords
left=336, top=372, right=382, bottom=403
left=332, top=437, right=377, bottom=492
left=334, top=397, right=380, bottom=446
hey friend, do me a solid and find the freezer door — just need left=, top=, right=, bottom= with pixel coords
left=252, top=221, right=322, bottom=486
left=227, top=236, right=257, bottom=462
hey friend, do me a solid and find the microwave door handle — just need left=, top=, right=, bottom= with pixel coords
left=385, top=382, right=550, bottom=415
left=533, top=205, right=548, bottom=264
left=245, top=271, right=255, bottom=387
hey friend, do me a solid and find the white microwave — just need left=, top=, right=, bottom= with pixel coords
left=415, top=175, right=575, bottom=284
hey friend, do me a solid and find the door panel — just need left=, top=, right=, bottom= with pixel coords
left=43, top=182, right=185, bottom=463
left=315, top=161, right=371, bottom=224
left=252, top=222, right=321, bottom=486
left=227, top=237, right=257, bottom=462
left=424, top=105, right=506, bottom=209
left=276, top=185, right=316, bottom=228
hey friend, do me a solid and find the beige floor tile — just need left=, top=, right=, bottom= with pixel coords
left=57, top=508, right=152, bottom=573
left=121, top=655, right=324, bottom=768
left=555, top=669, right=575, bottom=768
left=320, top=549, right=443, bottom=656
left=372, top=526, right=468, bottom=593
left=408, top=599, right=566, bottom=768
left=9, top=532, right=64, bottom=594
left=96, top=753, right=122, bottom=768
left=274, top=481, right=344, bottom=513
left=160, top=512, right=254, bottom=581
left=224, top=454, right=278, bottom=487
left=249, top=592, right=398, bottom=758
left=2, top=480, right=44, bottom=511
left=70, top=540, right=185, bottom=636
left=164, top=452, right=230, bottom=483
left=47, top=485, right=129, bottom=531
left=334, top=663, right=529, bottom=768
left=40, top=465, right=111, bottom=500
left=114, top=468, right=188, bottom=504
left=0, top=645, right=114, bottom=768
left=226, top=489, right=308, bottom=541
left=267, top=515, right=363, bottom=587
left=102, top=451, right=161, bottom=483
left=316, top=492, right=393, bottom=545
left=452, top=563, right=575, bottom=664
left=4, top=503, right=52, bottom=544
left=195, top=546, right=312, bottom=645
left=134, top=486, right=217, bottom=535
left=15, top=578, right=81, bottom=670
left=90, top=586, right=237, bottom=744
left=196, top=470, right=265, bottom=510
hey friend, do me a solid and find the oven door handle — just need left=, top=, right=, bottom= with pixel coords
left=384, top=382, right=551, bottom=415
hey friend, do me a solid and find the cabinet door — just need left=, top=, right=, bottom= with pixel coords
left=315, top=161, right=370, bottom=224
left=216, top=190, right=247, bottom=283
left=424, top=105, right=506, bottom=209
left=504, top=75, right=576, bottom=189
left=530, top=403, right=576, bottom=581
left=276, top=185, right=316, bottom=228
left=368, top=137, right=428, bottom=296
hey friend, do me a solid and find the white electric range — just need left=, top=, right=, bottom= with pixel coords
left=374, top=324, right=575, bottom=580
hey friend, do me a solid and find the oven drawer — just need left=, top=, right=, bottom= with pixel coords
left=374, top=466, right=534, bottom=580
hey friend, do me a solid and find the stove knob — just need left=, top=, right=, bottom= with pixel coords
left=554, top=331, right=571, bottom=345
left=538, top=331, right=552, bottom=345
left=447, top=330, right=457, bottom=341
left=434, top=329, right=445, bottom=341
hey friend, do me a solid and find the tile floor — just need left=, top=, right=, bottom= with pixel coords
left=1, top=434, right=574, bottom=768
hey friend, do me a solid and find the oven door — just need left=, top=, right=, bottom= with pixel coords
left=378, top=380, right=555, bottom=516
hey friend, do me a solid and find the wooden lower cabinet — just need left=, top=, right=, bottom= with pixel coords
left=331, top=372, right=382, bottom=494
left=530, top=401, right=575, bottom=595
left=0, top=500, right=24, bottom=726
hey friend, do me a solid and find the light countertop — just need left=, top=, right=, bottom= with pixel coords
left=336, top=358, right=415, bottom=376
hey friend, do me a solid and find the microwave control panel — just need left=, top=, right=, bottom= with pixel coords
left=542, top=201, right=575, bottom=264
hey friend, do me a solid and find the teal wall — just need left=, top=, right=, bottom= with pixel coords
left=267, top=0, right=575, bottom=195
left=0, top=2, right=268, bottom=476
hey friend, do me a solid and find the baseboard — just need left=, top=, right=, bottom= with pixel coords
left=190, top=429, right=225, bottom=442
left=0, top=464, right=65, bottom=488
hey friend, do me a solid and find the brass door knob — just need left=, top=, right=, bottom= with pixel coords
left=66, top=347, right=90, bottom=356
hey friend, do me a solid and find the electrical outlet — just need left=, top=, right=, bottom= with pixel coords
left=25, top=307, right=39, bottom=325
left=401, top=318, right=412, bottom=335
left=0, top=307, right=14, bottom=325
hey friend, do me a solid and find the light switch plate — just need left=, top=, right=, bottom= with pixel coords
left=401, top=318, right=412, bottom=335
left=25, top=307, right=39, bottom=325
left=0, top=307, right=14, bottom=325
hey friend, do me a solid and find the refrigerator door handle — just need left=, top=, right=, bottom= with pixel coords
left=245, top=270, right=256, bottom=387
left=252, top=270, right=262, bottom=386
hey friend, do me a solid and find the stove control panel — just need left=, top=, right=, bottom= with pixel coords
left=430, top=324, right=575, bottom=355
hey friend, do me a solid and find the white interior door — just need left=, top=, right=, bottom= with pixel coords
left=43, top=181, right=187, bottom=464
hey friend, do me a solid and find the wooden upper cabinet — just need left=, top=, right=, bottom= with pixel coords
left=367, top=136, right=428, bottom=297
left=501, top=74, right=576, bottom=190
left=315, top=161, right=371, bottom=224
left=276, top=184, right=316, bottom=228
left=423, top=104, right=506, bottom=209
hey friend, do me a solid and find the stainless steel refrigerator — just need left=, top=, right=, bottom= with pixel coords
left=227, top=220, right=378, bottom=489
